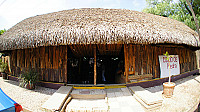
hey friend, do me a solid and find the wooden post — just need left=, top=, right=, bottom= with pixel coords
left=64, top=46, right=68, bottom=84
left=8, top=56, right=11, bottom=73
left=94, top=45, right=97, bottom=85
left=124, top=44, right=129, bottom=83
left=196, top=50, right=200, bottom=69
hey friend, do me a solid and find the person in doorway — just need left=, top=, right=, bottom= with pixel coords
left=102, top=64, right=106, bottom=83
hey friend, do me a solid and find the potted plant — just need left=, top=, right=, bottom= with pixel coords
left=163, top=51, right=176, bottom=98
left=0, top=62, right=8, bottom=79
left=18, top=68, right=38, bottom=90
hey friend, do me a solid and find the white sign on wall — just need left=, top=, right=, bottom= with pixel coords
left=159, top=55, right=180, bottom=78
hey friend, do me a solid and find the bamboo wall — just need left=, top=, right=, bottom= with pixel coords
left=9, top=44, right=197, bottom=83
left=126, top=44, right=197, bottom=79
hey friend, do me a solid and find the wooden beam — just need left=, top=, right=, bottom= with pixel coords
left=8, top=56, right=11, bottom=73
left=64, top=46, right=68, bottom=84
left=124, top=44, right=129, bottom=83
left=94, top=45, right=97, bottom=85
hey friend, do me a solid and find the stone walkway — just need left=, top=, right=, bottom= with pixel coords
left=106, top=88, right=145, bottom=112
left=1, top=75, right=200, bottom=112
left=65, top=75, right=200, bottom=112
left=66, top=87, right=145, bottom=112
left=66, top=99, right=108, bottom=112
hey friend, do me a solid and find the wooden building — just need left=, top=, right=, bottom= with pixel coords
left=0, top=8, right=199, bottom=85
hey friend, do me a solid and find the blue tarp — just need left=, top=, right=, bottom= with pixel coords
left=0, top=88, right=16, bottom=112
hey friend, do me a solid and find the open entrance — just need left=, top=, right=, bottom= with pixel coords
left=67, top=57, right=94, bottom=84
left=67, top=45, right=94, bottom=84
left=96, top=56, right=124, bottom=84
left=96, top=44, right=124, bottom=84
left=67, top=44, right=124, bottom=84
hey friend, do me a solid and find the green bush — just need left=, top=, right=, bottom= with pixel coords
left=0, top=62, right=8, bottom=73
left=18, top=68, right=38, bottom=88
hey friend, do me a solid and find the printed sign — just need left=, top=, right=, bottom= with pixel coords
left=159, top=55, right=180, bottom=78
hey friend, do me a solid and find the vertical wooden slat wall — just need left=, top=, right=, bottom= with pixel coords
left=9, top=44, right=197, bottom=83
left=10, top=46, right=67, bottom=83
left=127, top=44, right=197, bottom=79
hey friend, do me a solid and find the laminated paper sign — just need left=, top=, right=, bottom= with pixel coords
left=159, top=55, right=180, bottom=78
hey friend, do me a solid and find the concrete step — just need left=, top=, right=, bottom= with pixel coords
left=129, top=86, right=163, bottom=105
left=71, top=89, right=106, bottom=99
left=128, top=74, right=153, bottom=82
left=66, top=99, right=108, bottom=112
left=134, top=94, right=162, bottom=111
left=42, top=86, right=72, bottom=112
left=129, top=86, right=163, bottom=112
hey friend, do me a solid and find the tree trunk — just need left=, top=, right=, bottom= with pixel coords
left=186, top=0, right=200, bottom=41
left=186, top=0, right=200, bottom=69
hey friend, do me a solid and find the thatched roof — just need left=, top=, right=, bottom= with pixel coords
left=0, top=8, right=199, bottom=51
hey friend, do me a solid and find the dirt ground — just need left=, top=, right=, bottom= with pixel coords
left=0, top=78, right=56, bottom=111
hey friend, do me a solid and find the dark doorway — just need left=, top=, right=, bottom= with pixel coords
left=96, top=45, right=124, bottom=84
left=67, top=44, right=124, bottom=84
left=97, top=56, right=124, bottom=84
left=67, top=46, right=94, bottom=84
left=67, top=57, right=94, bottom=84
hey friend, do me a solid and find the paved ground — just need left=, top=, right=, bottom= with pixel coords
left=159, top=75, right=200, bottom=112
left=106, top=88, right=145, bottom=112
left=66, top=87, right=146, bottom=112
left=1, top=75, right=200, bottom=112
left=66, top=99, right=108, bottom=112
left=66, top=75, right=200, bottom=112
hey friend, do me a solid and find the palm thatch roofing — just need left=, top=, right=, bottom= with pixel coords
left=0, top=8, right=199, bottom=51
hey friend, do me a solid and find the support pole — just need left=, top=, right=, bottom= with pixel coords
left=196, top=50, right=200, bottom=69
left=94, top=45, right=97, bottom=85
left=64, top=46, right=68, bottom=84
left=124, top=44, right=129, bottom=83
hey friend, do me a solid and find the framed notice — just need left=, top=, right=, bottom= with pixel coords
left=159, top=55, right=180, bottom=78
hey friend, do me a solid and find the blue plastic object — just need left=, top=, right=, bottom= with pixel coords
left=0, top=88, right=16, bottom=112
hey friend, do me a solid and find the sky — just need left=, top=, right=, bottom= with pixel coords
left=0, top=0, right=147, bottom=30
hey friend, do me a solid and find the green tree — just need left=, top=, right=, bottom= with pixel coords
left=143, top=0, right=200, bottom=32
left=0, top=29, right=6, bottom=35
left=185, top=0, right=200, bottom=40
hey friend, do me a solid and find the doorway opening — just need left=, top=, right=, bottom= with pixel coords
left=96, top=44, right=124, bottom=84
left=67, top=44, right=124, bottom=85
left=96, top=56, right=124, bottom=84
left=67, top=45, right=94, bottom=84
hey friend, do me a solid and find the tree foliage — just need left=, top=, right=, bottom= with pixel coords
left=0, top=29, right=6, bottom=35
left=143, top=0, right=200, bottom=31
